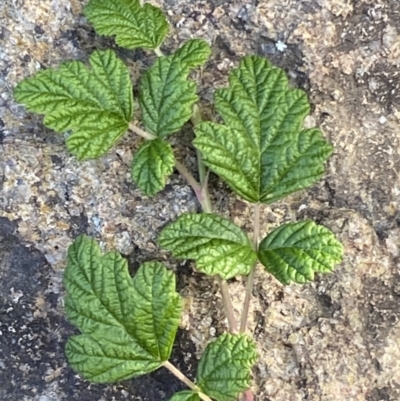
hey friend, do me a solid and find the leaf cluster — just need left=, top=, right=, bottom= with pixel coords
left=14, top=0, right=344, bottom=400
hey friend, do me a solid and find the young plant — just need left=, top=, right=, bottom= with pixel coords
left=14, top=0, right=344, bottom=400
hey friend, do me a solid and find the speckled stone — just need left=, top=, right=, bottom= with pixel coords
left=1, top=0, right=400, bottom=400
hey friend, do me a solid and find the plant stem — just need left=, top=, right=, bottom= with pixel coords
left=128, top=122, right=207, bottom=205
left=240, top=203, right=261, bottom=333
left=163, top=361, right=213, bottom=401
left=174, top=160, right=213, bottom=213
left=189, top=105, right=238, bottom=333
left=128, top=119, right=237, bottom=333
left=218, top=276, right=238, bottom=333
left=154, top=47, right=164, bottom=57
left=129, top=123, right=155, bottom=140
left=192, top=105, right=207, bottom=187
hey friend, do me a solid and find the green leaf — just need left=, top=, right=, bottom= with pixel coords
left=139, top=39, right=210, bottom=137
left=169, top=391, right=201, bottom=401
left=158, top=213, right=257, bottom=279
left=84, top=0, right=169, bottom=50
left=174, top=39, right=211, bottom=70
left=131, top=138, right=175, bottom=196
left=194, top=56, right=333, bottom=204
left=258, top=220, right=343, bottom=284
left=14, top=50, right=133, bottom=160
left=196, top=334, right=257, bottom=401
left=64, top=235, right=182, bottom=383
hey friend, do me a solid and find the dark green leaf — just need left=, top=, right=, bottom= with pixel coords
left=84, top=0, right=169, bottom=50
left=64, top=236, right=182, bottom=382
left=174, top=39, right=211, bottom=70
left=194, top=56, right=333, bottom=204
left=196, top=334, right=257, bottom=401
left=14, top=50, right=133, bottom=160
left=131, top=138, right=175, bottom=196
left=258, top=220, right=343, bottom=284
left=139, top=40, right=210, bottom=137
left=158, top=213, right=257, bottom=279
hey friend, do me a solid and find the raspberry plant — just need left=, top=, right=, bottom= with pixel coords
left=14, top=0, right=344, bottom=400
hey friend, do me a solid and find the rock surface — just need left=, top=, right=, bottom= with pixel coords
left=1, top=0, right=400, bottom=400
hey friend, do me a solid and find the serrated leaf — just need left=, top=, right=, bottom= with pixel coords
left=169, top=391, right=201, bottom=401
left=258, top=220, right=343, bottom=284
left=158, top=213, right=257, bottom=279
left=131, top=138, right=174, bottom=196
left=139, top=39, right=210, bottom=137
left=174, top=39, right=211, bottom=70
left=64, top=235, right=182, bottom=383
left=196, top=334, right=257, bottom=401
left=194, top=56, right=333, bottom=204
left=84, top=0, right=169, bottom=50
left=14, top=50, right=133, bottom=160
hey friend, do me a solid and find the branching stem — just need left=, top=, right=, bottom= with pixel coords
left=240, top=202, right=261, bottom=333
left=128, top=122, right=207, bottom=207
left=163, top=361, right=212, bottom=401
left=190, top=105, right=238, bottom=333
left=129, top=119, right=238, bottom=334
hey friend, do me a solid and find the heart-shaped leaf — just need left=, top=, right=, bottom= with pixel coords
left=64, top=235, right=182, bottom=382
left=194, top=56, right=333, bottom=204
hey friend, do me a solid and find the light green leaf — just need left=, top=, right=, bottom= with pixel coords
left=84, top=0, right=169, bottom=50
left=174, top=39, right=211, bottom=70
left=194, top=56, right=333, bottom=204
left=14, top=50, right=133, bottom=160
left=196, top=334, right=257, bottom=401
left=158, top=213, right=257, bottom=279
left=169, top=391, right=201, bottom=401
left=64, top=235, right=182, bottom=383
left=131, top=138, right=175, bottom=196
left=139, top=39, right=210, bottom=137
left=258, top=220, right=343, bottom=284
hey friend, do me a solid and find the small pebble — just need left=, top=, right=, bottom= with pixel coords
left=378, top=116, right=387, bottom=124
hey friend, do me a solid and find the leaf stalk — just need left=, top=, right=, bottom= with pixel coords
left=240, top=202, right=261, bottom=333
left=190, top=105, right=238, bottom=334
left=128, top=122, right=209, bottom=208
left=154, top=47, right=164, bottom=57
left=163, top=361, right=212, bottom=401
left=129, top=122, right=155, bottom=140
left=129, top=115, right=238, bottom=339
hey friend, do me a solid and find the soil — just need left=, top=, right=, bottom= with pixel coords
left=1, top=0, right=400, bottom=400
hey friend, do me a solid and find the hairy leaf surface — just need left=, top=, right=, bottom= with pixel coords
left=173, top=39, right=211, bottom=70
left=64, top=235, right=182, bottom=382
left=14, top=50, right=133, bottom=160
left=194, top=56, right=333, bottom=204
left=131, top=138, right=175, bottom=196
left=158, top=213, right=256, bottom=279
left=84, top=0, right=169, bottom=50
left=169, top=391, right=201, bottom=401
left=139, top=39, right=211, bottom=137
left=196, top=334, right=257, bottom=401
left=258, top=221, right=343, bottom=284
